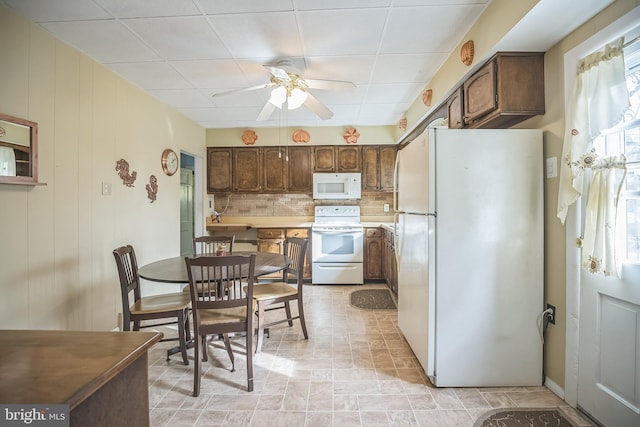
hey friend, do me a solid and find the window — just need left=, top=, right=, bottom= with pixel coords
left=593, top=33, right=640, bottom=263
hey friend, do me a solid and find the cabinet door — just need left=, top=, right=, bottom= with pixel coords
left=286, top=228, right=311, bottom=280
left=313, top=146, right=335, bottom=172
left=378, top=146, right=396, bottom=191
left=257, top=239, right=284, bottom=254
left=262, top=147, right=287, bottom=192
left=463, top=60, right=496, bottom=123
left=447, top=87, right=464, bottom=129
left=233, top=148, right=261, bottom=192
left=364, top=228, right=383, bottom=279
left=383, top=230, right=398, bottom=295
left=207, top=148, right=233, bottom=193
left=495, top=54, right=545, bottom=115
left=362, top=146, right=380, bottom=191
left=287, top=147, right=312, bottom=192
left=337, top=146, right=361, bottom=172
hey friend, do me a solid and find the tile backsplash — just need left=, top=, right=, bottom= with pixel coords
left=213, top=193, right=393, bottom=217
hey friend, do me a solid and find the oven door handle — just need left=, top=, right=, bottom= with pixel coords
left=312, top=229, right=363, bottom=234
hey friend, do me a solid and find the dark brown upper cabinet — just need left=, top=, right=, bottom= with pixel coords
left=337, top=146, right=361, bottom=172
left=462, top=52, right=545, bottom=129
left=207, top=147, right=233, bottom=193
left=313, top=146, right=336, bottom=172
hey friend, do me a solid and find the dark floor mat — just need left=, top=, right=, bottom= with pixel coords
left=474, top=408, right=580, bottom=427
left=349, top=289, right=397, bottom=310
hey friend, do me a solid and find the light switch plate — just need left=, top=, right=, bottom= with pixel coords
left=102, top=182, right=112, bottom=195
left=546, top=157, right=557, bottom=179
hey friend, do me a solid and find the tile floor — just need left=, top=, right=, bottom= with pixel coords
left=147, top=284, right=593, bottom=427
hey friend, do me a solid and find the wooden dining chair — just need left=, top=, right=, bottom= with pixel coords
left=192, top=235, right=235, bottom=255
left=185, top=253, right=256, bottom=396
left=112, top=245, right=191, bottom=365
left=248, top=237, right=309, bottom=353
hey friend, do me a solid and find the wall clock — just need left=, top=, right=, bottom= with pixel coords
left=161, top=149, right=178, bottom=176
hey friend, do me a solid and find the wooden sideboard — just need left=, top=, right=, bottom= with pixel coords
left=0, top=330, right=162, bottom=427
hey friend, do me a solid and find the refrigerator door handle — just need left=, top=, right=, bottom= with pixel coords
left=393, top=154, right=400, bottom=212
left=394, top=214, right=402, bottom=266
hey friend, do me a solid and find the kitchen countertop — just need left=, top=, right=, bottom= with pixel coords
left=207, top=216, right=395, bottom=232
left=207, top=216, right=314, bottom=230
left=362, top=222, right=395, bottom=232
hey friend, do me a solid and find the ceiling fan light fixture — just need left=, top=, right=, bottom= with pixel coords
left=287, top=87, right=308, bottom=110
left=269, top=86, right=287, bottom=107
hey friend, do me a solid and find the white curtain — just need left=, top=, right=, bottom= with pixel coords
left=557, top=37, right=629, bottom=224
left=582, top=155, right=627, bottom=276
left=0, top=146, right=16, bottom=176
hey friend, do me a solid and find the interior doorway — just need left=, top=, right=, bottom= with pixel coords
left=179, top=152, right=204, bottom=257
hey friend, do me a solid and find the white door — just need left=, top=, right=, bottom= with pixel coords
left=179, top=168, right=194, bottom=256
left=577, top=36, right=640, bottom=426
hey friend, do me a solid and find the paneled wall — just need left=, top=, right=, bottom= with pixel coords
left=0, top=7, right=205, bottom=331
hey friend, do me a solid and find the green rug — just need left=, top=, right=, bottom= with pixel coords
left=474, top=408, right=580, bottom=427
left=350, top=289, right=397, bottom=310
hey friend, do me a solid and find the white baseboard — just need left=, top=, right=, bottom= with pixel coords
left=111, top=327, right=120, bottom=332
left=544, top=376, right=565, bottom=400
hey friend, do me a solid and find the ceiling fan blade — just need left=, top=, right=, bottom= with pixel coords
left=256, top=101, right=277, bottom=121
left=304, top=78, right=356, bottom=92
left=263, top=65, right=290, bottom=81
left=211, top=83, right=274, bottom=98
left=304, top=92, right=333, bottom=120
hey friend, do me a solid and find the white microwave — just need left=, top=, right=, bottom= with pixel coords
left=312, top=173, right=362, bottom=200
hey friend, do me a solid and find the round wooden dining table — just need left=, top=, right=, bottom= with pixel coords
left=138, top=251, right=290, bottom=283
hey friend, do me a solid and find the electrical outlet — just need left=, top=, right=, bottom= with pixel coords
left=546, top=303, right=556, bottom=324
left=383, top=203, right=390, bottom=212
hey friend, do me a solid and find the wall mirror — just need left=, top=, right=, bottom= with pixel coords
left=0, top=113, right=40, bottom=185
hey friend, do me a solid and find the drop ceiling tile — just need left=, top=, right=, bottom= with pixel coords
left=208, top=89, right=267, bottom=108
left=124, top=16, right=230, bottom=60
left=298, top=9, right=388, bottom=56
left=172, top=59, right=250, bottom=88
left=391, top=0, right=488, bottom=6
left=208, top=11, right=303, bottom=59
left=304, top=56, right=377, bottom=85
left=294, top=0, right=391, bottom=10
left=309, top=85, right=367, bottom=106
left=197, top=0, right=294, bottom=14
left=365, top=83, right=425, bottom=104
left=182, top=106, right=263, bottom=122
left=357, top=103, right=405, bottom=125
left=41, top=20, right=160, bottom=63
left=107, top=62, right=191, bottom=89
left=371, top=53, right=446, bottom=83
left=96, top=0, right=200, bottom=18
left=3, top=0, right=112, bottom=22
left=147, top=89, right=214, bottom=108
left=381, top=5, right=486, bottom=54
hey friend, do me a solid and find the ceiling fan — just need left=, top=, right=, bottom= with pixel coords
left=211, top=60, right=357, bottom=121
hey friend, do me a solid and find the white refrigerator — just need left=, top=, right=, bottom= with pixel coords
left=394, top=127, right=544, bottom=387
